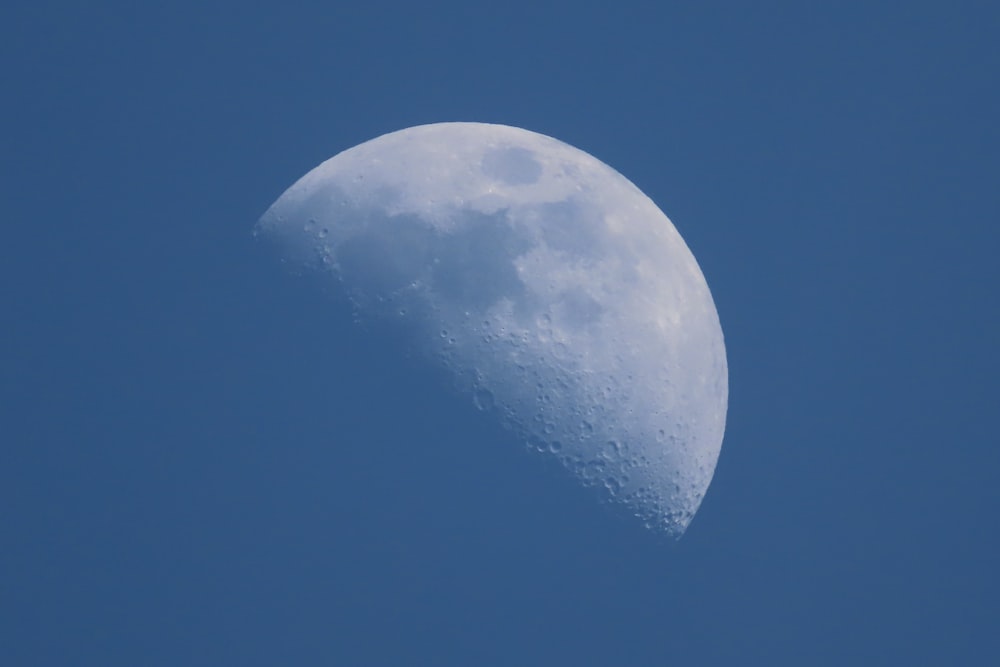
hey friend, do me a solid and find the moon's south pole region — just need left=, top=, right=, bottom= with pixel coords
left=257, top=122, right=728, bottom=537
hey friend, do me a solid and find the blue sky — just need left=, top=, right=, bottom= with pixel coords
left=3, top=1, right=998, bottom=664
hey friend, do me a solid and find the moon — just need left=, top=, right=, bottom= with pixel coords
left=256, top=122, right=727, bottom=537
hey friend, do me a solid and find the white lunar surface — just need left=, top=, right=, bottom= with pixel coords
left=257, top=122, right=727, bottom=537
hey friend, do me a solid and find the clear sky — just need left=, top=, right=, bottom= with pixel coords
left=3, top=1, right=998, bottom=664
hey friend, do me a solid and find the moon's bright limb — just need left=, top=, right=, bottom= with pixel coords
left=257, top=122, right=727, bottom=537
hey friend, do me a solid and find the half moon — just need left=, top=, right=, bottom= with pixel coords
left=256, top=122, right=728, bottom=537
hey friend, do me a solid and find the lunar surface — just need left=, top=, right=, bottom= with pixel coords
left=256, top=122, right=727, bottom=537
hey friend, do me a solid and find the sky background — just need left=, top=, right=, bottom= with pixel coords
left=3, top=1, right=998, bottom=665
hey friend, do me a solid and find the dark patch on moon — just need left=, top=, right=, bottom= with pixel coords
left=335, top=213, right=435, bottom=297
left=430, top=210, right=533, bottom=310
left=536, top=198, right=610, bottom=261
left=335, top=208, right=533, bottom=315
left=555, top=287, right=604, bottom=328
left=481, top=147, right=543, bottom=185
